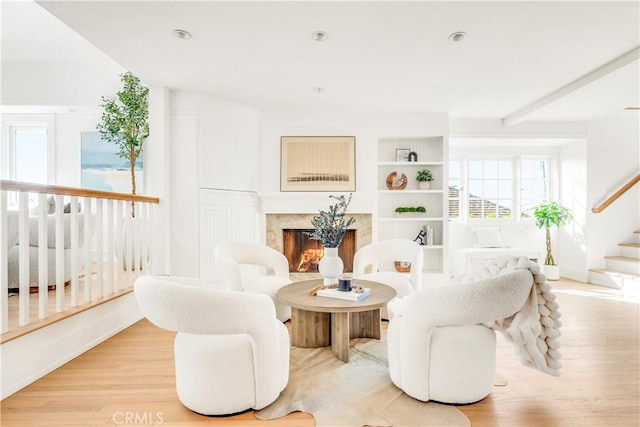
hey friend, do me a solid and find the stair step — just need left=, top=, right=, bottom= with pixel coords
left=590, top=269, right=640, bottom=292
left=620, top=243, right=640, bottom=248
left=619, top=243, right=640, bottom=258
left=604, top=255, right=640, bottom=263
left=604, top=256, right=640, bottom=275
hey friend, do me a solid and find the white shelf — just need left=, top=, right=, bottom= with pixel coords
left=377, top=136, right=447, bottom=276
left=378, top=161, right=444, bottom=166
left=377, top=190, right=443, bottom=194
left=379, top=217, right=444, bottom=222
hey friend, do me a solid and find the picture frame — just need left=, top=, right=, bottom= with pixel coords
left=396, top=148, right=411, bottom=162
left=80, top=131, right=144, bottom=193
left=281, top=136, right=356, bottom=192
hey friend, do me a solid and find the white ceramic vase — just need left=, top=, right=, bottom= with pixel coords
left=318, top=247, right=344, bottom=285
left=418, top=181, right=432, bottom=190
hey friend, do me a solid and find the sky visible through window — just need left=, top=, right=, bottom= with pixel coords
left=15, top=128, right=47, bottom=184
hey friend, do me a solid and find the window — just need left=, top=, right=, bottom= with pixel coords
left=448, top=160, right=461, bottom=219
left=520, top=159, right=549, bottom=218
left=449, top=158, right=550, bottom=221
left=1, top=118, right=52, bottom=184
left=468, top=159, right=513, bottom=219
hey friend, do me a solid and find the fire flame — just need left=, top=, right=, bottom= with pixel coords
left=297, top=248, right=324, bottom=272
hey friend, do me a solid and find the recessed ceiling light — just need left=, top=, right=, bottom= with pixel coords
left=448, top=31, right=466, bottom=42
left=313, top=87, right=325, bottom=93
left=312, top=31, right=328, bottom=41
left=173, top=29, right=192, bottom=40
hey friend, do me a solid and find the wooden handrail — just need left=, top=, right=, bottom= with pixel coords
left=591, top=172, right=640, bottom=213
left=0, top=180, right=159, bottom=204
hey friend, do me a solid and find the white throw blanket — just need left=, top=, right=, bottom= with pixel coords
left=462, top=256, right=562, bottom=376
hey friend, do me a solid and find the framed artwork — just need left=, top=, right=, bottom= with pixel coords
left=396, top=148, right=410, bottom=162
left=80, top=131, right=143, bottom=193
left=281, top=136, right=356, bottom=192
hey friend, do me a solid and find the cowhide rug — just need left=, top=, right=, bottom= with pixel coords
left=256, top=333, right=470, bottom=427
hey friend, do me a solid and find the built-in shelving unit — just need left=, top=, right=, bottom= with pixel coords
left=377, top=136, right=448, bottom=277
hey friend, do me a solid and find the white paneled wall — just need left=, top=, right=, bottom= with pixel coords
left=199, top=189, right=260, bottom=279
left=199, top=120, right=260, bottom=191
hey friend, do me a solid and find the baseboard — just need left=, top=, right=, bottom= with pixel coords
left=0, top=293, right=143, bottom=400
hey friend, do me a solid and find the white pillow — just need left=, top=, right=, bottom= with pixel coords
left=473, top=227, right=507, bottom=248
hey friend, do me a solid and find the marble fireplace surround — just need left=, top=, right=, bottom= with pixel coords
left=266, top=213, right=372, bottom=282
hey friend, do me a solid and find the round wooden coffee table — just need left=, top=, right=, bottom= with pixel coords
left=276, top=279, right=396, bottom=363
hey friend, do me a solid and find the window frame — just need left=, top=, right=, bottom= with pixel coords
left=449, top=155, right=556, bottom=224
left=1, top=114, right=55, bottom=183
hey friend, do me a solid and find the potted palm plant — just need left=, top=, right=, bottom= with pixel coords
left=533, top=201, right=573, bottom=280
left=416, top=169, right=434, bottom=190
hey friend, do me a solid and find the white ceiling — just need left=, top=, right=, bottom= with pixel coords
left=5, top=1, right=640, bottom=122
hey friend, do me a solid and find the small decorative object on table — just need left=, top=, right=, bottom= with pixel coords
left=338, top=276, right=352, bottom=292
left=306, top=194, right=355, bottom=285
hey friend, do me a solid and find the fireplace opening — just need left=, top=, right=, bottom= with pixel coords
left=283, top=229, right=356, bottom=273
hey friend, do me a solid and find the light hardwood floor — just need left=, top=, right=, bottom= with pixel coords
left=1, top=279, right=638, bottom=426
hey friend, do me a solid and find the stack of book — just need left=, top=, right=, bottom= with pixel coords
left=317, top=287, right=371, bottom=301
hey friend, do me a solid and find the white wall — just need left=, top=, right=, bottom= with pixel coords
left=559, top=140, right=588, bottom=281
left=169, top=91, right=262, bottom=277
left=586, top=117, right=640, bottom=272
left=260, top=110, right=449, bottom=197
left=2, top=60, right=123, bottom=108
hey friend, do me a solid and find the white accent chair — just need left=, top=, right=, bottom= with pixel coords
left=214, top=240, right=292, bottom=322
left=386, top=268, right=534, bottom=404
left=134, top=275, right=290, bottom=416
left=352, top=239, right=423, bottom=319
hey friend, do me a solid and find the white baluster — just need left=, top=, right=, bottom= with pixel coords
left=70, top=196, right=79, bottom=307
left=106, top=199, right=114, bottom=295
left=1, top=190, right=9, bottom=333
left=55, top=194, right=64, bottom=313
left=115, top=200, right=124, bottom=291
left=83, top=197, right=92, bottom=302
left=18, top=192, right=29, bottom=326
left=38, top=193, right=48, bottom=318
left=96, top=198, right=104, bottom=298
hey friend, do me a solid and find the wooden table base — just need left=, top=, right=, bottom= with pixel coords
left=290, top=307, right=382, bottom=362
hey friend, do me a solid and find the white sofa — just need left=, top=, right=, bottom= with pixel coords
left=7, top=211, right=85, bottom=291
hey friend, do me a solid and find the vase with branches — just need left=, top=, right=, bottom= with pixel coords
left=97, top=72, right=149, bottom=217
left=306, top=194, right=355, bottom=284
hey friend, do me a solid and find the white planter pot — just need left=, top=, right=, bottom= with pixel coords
left=543, top=264, right=560, bottom=281
left=418, top=181, right=432, bottom=190
left=318, top=247, right=344, bottom=285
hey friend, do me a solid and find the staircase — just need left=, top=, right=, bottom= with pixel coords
left=590, top=230, right=640, bottom=293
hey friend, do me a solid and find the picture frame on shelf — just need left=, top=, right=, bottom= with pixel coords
left=395, top=148, right=411, bottom=162
left=280, top=136, right=356, bottom=192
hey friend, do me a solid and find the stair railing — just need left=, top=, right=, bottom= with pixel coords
left=1, top=180, right=159, bottom=335
left=591, top=172, right=640, bottom=214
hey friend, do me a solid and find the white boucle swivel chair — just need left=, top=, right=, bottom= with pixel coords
left=352, top=239, right=423, bottom=319
left=214, top=240, right=292, bottom=322
left=134, top=275, right=290, bottom=416
left=387, top=266, right=535, bottom=404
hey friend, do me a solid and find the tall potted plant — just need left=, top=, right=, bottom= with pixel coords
left=306, top=194, right=355, bottom=284
left=533, top=201, right=573, bottom=280
left=97, top=72, right=149, bottom=217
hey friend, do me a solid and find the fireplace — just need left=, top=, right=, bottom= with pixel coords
left=266, top=213, right=372, bottom=282
left=283, top=229, right=356, bottom=273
